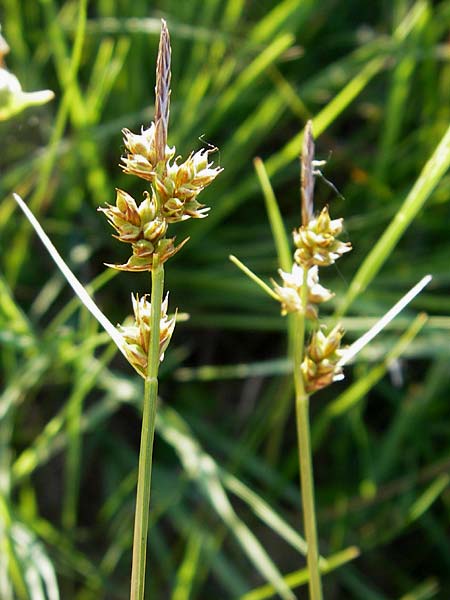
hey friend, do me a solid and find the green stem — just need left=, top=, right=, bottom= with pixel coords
left=130, top=256, right=165, bottom=600
left=293, top=269, right=323, bottom=600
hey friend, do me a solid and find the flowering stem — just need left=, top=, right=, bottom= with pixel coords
left=130, top=256, right=164, bottom=600
left=293, top=267, right=323, bottom=600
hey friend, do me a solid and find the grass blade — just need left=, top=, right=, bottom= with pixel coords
left=239, top=546, right=360, bottom=600
left=337, top=122, right=450, bottom=317
left=254, top=158, right=292, bottom=273
left=157, top=406, right=296, bottom=600
left=12, top=194, right=125, bottom=357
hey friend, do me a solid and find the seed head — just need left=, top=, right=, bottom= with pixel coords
left=119, top=293, right=176, bottom=376
left=101, top=19, right=221, bottom=269
left=293, top=206, right=351, bottom=268
left=154, top=149, right=223, bottom=222
left=98, top=189, right=142, bottom=243
left=301, top=324, right=345, bottom=392
left=272, top=264, right=333, bottom=318
left=121, top=125, right=176, bottom=181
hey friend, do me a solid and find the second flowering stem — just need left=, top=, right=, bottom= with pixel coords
left=231, top=122, right=347, bottom=600
left=293, top=267, right=323, bottom=600
left=130, top=256, right=164, bottom=600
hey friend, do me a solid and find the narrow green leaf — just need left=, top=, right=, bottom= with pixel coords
left=157, top=406, right=296, bottom=600
left=399, top=578, right=439, bottom=600
left=408, top=474, right=450, bottom=523
left=221, top=473, right=308, bottom=556
left=229, top=255, right=279, bottom=301
left=254, top=158, right=292, bottom=273
left=337, top=122, right=450, bottom=317
left=239, top=546, right=359, bottom=600
left=171, top=531, right=203, bottom=600
left=313, top=313, right=428, bottom=448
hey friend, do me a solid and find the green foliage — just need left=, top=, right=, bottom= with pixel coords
left=1, top=0, right=450, bottom=598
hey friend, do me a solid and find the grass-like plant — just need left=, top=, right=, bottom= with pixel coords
left=232, top=122, right=350, bottom=599
left=231, top=121, right=435, bottom=599
left=96, top=21, right=221, bottom=599
left=4, top=2, right=450, bottom=598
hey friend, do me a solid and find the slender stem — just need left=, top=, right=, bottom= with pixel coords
left=293, top=268, right=323, bottom=600
left=130, top=256, right=165, bottom=600
left=229, top=254, right=279, bottom=301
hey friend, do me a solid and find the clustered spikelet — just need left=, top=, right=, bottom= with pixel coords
left=99, top=21, right=221, bottom=274
left=301, top=325, right=345, bottom=392
left=293, top=206, right=351, bottom=268
left=119, top=294, right=176, bottom=377
left=98, top=20, right=221, bottom=372
left=98, top=189, right=143, bottom=242
left=272, top=264, right=333, bottom=318
left=104, top=130, right=221, bottom=272
left=270, top=120, right=351, bottom=392
left=156, top=149, right=221, bottom=221
left=121, top=124, right=175, bottom=181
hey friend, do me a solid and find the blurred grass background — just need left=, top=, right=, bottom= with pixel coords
left=1, top=0, right=450, bottom=598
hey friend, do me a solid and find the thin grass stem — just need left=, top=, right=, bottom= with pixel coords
left=293, top=268, right=323, bottom=600
left=229, top=255, right=279, bottom=301
left=130, top=257, right=165, bottom=600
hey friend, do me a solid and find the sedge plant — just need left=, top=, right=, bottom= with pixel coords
left=231, top=121, right=351, bottom=600
left=5, top=3, right=446, bottom=597
left=98, top=21, right=221, bottom=600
